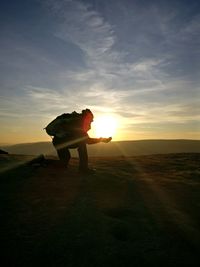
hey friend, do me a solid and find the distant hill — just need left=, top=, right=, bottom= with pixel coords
left=2, top=140, right=200, bottom=157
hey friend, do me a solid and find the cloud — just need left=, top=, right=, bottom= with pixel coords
left=45, top=0, right=198, bottom=95
left=167, top=13, right=200, bottom=45
left=44, top=0, right=128, bottom=88
left=54, top=2, right=182, bottom=95
left=23, top=84, right=120, bottom=116
left=50, top=0, right=116, bottom=60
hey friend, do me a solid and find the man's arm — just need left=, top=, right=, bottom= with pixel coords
left=87, top=137, right=112, bottom=144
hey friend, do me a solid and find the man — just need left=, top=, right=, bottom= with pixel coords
left=52, top=109, right=112, bottom=173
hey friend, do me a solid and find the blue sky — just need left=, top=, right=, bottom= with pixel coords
left=0, top=0, right=199, bottom=143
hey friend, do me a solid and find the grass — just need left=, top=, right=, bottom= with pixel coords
left=0, top=153, right=200, bottom=266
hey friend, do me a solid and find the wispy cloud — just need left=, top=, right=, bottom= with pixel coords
left=46, top=0, right=174, bottom=98
left=51, top=0, right=116, bottom=60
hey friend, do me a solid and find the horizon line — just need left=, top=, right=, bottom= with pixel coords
left=1, top=138, right=200, bottom=147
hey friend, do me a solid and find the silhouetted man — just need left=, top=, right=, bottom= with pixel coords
left=52, top=109, right=111, bottom=173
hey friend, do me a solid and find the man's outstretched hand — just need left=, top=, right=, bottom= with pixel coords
left=100, top=137, right=112, bottom=143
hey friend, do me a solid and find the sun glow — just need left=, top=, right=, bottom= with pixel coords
left=92, top=116, right=117, bottom=138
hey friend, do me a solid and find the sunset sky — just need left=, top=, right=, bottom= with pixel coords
left=0, top=0, right=199, bottom=144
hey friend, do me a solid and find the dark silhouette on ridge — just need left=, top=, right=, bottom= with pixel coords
left=45, top=109, right=111, bottom=173
left=0, top=149, right=8, bottom=154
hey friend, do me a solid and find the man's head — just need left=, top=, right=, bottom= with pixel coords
left=82, top=109, right=94, bottom=132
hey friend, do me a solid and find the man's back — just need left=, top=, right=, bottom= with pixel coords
left=45, top=111, right=82, bottom=138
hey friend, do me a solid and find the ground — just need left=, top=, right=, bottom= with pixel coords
left=0, top=153, right=200, bottom=266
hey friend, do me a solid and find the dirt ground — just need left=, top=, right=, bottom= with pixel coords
left=0, top=153, right=200, bottom=266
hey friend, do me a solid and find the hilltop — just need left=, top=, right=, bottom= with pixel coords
left=0, top=152, right=200, bottom=266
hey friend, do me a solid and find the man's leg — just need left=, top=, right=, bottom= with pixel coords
left=56, top=146, right=71, bottom=167
left=77, top=143, right=88, bottom=171
left=53, top=137, right=71, bottom=167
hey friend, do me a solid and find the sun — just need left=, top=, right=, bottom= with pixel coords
left=92, top=115, right=117, bottom=138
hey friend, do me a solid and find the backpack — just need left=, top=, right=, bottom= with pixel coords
left=44, top=112, right=80, bottom=137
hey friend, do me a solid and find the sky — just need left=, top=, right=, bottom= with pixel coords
left=0, top=0, right=200, bottom=144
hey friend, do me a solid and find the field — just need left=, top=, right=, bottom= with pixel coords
left=0, top=153, right=200, bottom=266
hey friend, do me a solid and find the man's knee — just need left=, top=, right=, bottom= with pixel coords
left=57, top=147, right=70, bottom=161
